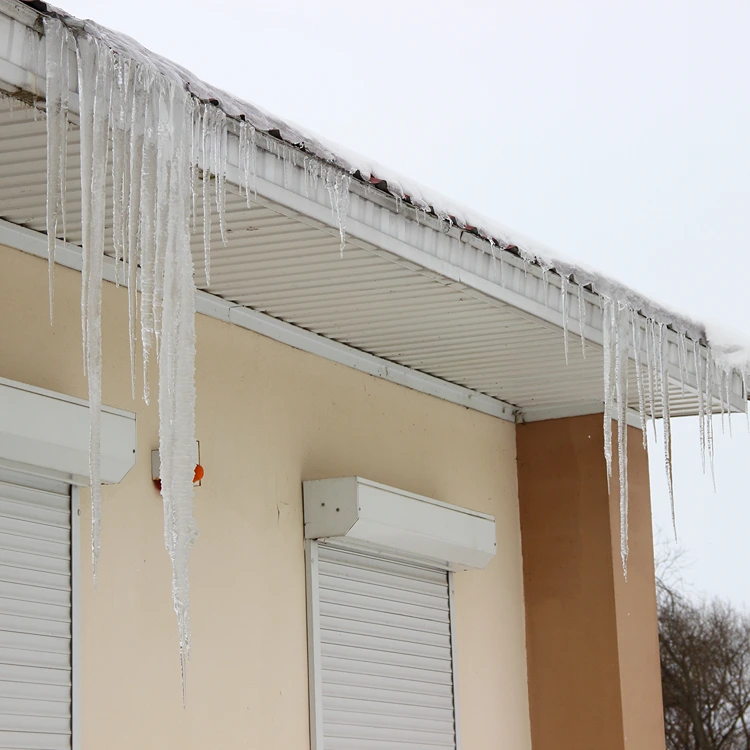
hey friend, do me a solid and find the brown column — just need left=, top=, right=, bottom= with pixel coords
left=516, top=414, right=665, bottom=750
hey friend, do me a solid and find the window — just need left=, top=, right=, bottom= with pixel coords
left=306, top=541, right=459, bottom=750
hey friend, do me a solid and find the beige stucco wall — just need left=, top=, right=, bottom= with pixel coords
left=0, top=244, right=531, bottom=750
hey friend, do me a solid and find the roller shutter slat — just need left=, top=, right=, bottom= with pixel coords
left=0, top=680, right=70, bottom=703
left=0, top=664, right=70, bottom=687
left=319, top=602, right=449, bottom=637
left=0, top=498, right=70, bottom=528
left=0, top=730, right=71, bottom=749
left=320, top=669, right=453, bottom=698
left=323, top=695, right=452, bottom=721
left=319, top=588, right=449, bottom=624
left=0, top=564, right=70, bottom=592
left=319, top=614, right=450, bottom=648
left=0, top=532, right=70, bottom=562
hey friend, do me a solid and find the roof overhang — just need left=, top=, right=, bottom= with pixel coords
left=0, top=0, right=744, bottom=426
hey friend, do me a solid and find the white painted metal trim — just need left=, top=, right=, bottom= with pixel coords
left=0, top=218, right=517, bottom=422
left=71, top=485, right=81, bottom=750
left=304, top=540, right=324, bottom=750
left=448, top=572, right=463, bottom=750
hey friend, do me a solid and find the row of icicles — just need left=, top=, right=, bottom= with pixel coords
left=38, top=15, right=747, bottom=700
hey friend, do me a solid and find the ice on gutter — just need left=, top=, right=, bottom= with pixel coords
left=20, top=3, right=750, bottom=694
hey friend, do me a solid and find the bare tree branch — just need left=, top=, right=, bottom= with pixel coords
left=658, top=554, right=750, bottom=750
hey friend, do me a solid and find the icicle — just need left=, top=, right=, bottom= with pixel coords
left=80, top=39, right=114, bottom=583
left=201, top=104, right=212, bottom=287
left=76, top=37, right=96, bottom=378
left=602, top=298, right=615, bottom=490
left=488, top=239, right=498, bottom=281
left=658, top=325, right=676, bottom=540
left=110, top=56, right=129, bottom=287
left=325, top=168, right=351, bottom=256
left=282, top=145, right=292, bottom=188
left=249, top=124, right=257, bottom=199
left=706, top=349, right=716, bottom=489
left=678, top=333, right=687, bottom=396
left=631, top=310, right=648, bottom=448
left=156, top=85, right=199, bottom=705
left=577, top=282, right=587, bottom=358
left=615, top=303, right=630, bottom=575
left=139, top=72, right=158, bottom=404
left=126, top=64, right=146, bottom=399
left=189, top=99, right=199, bottom=231
left=694, top=340, right=706, bottom=473
left=725, top=371, right=733, bottom=438
left=152, top=84, right=172, bottom=361
left=238, top=119, right=248, bottom=199
left=561, top=275, right=569, bottom=365
left=541, top=269, right=549, bottom=306
left=214, top=106, right=227, bottom=252
left=645, top=319, right=658, bottom=440
left=43, top=18, right=70, bottom=323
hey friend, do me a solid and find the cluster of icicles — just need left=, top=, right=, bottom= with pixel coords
left=41, top=16, right=351, bottom=701
left=39, top=15, right=749, bottom=698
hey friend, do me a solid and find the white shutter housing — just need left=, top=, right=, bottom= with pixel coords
left=303, top=477, right=496, bottom=571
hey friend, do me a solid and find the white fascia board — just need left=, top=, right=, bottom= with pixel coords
left=0, top=219, right=517, bottom=422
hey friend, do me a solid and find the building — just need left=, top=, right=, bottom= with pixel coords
left=0, top=2, right=746, bottom=749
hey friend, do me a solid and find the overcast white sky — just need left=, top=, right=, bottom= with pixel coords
left=58, top=0, right=750, bottom=605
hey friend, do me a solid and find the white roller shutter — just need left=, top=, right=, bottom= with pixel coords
left=311, top=543, right=457, bottom=750
left=0, top=469, right=72, bottom=750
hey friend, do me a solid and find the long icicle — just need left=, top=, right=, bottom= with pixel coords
left=615, top=303, right=630, bottom=575
left=157, top=83, right=198, bottom=705
left=706, top=350, right=716, bottom=489
left=139, top=71, right=158, bottom=404
left=659, top=324, right=676, bottom=540
left=646, top=319, right=658, bottom=440
left=76, top=34, right=96, bottom=380
left=631, top=309, right=648, bottom=448
left=694, top=340, right=706, bottom=473
left=43, top=18, right=69, bottom=324
left=577, top=282, right=587, bottom=358
left=85, top=38, right=114, bottom=584
left=561, top=275, right=569, bottom=365
left=602, top=298, right=615, bottom=490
